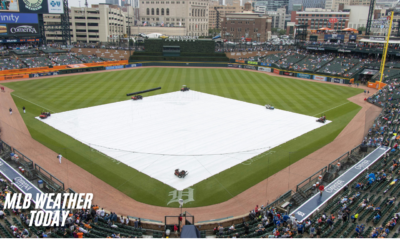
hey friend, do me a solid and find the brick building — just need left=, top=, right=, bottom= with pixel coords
left=221, top=13, right=272, bottom=42
left=208, top=0, right=242, bottom=29
left=291, top=9, right=349, bottom=30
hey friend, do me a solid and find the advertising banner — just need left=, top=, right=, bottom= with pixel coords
left=324, top=34, right=345, bottom=40
left=297, top=73, right=311, bottom=79
left=247, top=61, right=258, bottom=65
left=349, top=35, right=357, bottom=40
left=7, top=24, right=39, bottom=35
left=0, top=13, right=38, bottom=23
left=48, top=0, right=64, bottom=14
left=306, top=47, right=325, bottom=51
left=235, top=60, right=245, bottom=63
left=313, top=75, right=327, bottom=81
left=258, top=67, right=271, bottom=72
left=273, top=69, right=280, bottom=74
left=332, top=78, right=343, bottom=84
left=18, top=0, right=51, bottom=14
left=260, top=62, right=271, bottom=67
left=233, top=65, right=242, bottom=68
left=245, top=65, right=256, bottom=70
left=105, top=65, right=124, bottom=70
left=136, top=63, right=142, bottom=67
left=0, top=74, right=29, bottom=80
left=31, top=71, right=59, bottom=77
left=0, top=38, right=41, bottom=43
left=125, top=64, right=137, bottom=68
left=227, top=64, right=233, bottom=67
left=283, top=72, right=294, bottom=76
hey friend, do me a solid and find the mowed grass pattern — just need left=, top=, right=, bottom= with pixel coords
left=3, top=68, right=363, bottom=207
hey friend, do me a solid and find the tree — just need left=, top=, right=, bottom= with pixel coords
left=357, top=27, right=366, bottom=33
left=278, top=29, right=286, bottom=35
left=208, top=28, right=220, bottom=36
left=271, top=28, right=278, bottom=34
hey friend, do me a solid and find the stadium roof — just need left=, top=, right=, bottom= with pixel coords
left=360, top=38, right=400, bottom=44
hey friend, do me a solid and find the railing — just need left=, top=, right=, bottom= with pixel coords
left=13, top=148, right=34, bottom=169
left=327, top=152, right=350, bottom=172
left=34, top=164, right=65, bottom=191
left=295, top=166, right=328, bottom=193
left=266, top=190, right=293, bottom=209
left=350, top=144, right=362, bottom=155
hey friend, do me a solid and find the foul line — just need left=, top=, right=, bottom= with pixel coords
left=313, top=101, right=350, bottom=117
left=11, top=94, right=56, bottom=113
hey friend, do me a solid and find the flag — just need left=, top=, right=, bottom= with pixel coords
left=143, top=21, right=147, bottom=26
left=179, top=21, right=182, bottom=26
left=161, top=21, right=164, bottom=26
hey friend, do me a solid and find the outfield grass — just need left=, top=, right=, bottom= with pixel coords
left=3, top=68, right=363, bottom=208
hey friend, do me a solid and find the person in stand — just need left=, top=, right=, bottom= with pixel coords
left=319, top=185, right=324, bottom=196
left=22, top=106, right=25, bottom=114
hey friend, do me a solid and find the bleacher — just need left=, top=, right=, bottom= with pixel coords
left=39, top=47, right=66, bottom=54
left=22, top=57, right=53, bottom=68
left=50, top=54, right=84, bottom=65
left=0, top=58, right=23, bottom=70
left=291, top=55, right=333, bottom=72
left=316, top=57, right=361, bottom=76
left=76, top=54, right=105, bottom=63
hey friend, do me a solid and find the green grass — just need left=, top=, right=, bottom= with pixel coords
left=2, top=68, right=363, bottom=208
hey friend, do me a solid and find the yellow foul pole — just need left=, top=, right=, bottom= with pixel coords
left=378, top=11, right=394, bottom=89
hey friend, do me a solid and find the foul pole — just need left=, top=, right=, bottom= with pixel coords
left=378, top=11, right=394, bottom=89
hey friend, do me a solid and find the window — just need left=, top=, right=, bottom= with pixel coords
left=142, top=17, right=145, bottom=20
left=156, top=8, right=159, bottom=14
left=166, top=8, right=169, bottom=15
left=142, top=1, right=144, bottom=3
left=147, top=8, right=149, bottom=14
left=151, top=1, right=154, bottom=3
left=171, top=1, right=174, bottom=3
left=177, top=1, right=180, bottom=3
left=161, top=8, right=164, bottom=15
left=152, top=8, right=154, bottom=15
left=166, top=18, right=169, bottom=20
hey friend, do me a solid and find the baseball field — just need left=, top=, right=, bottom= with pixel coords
left=2, top=67, right=364, bottom=207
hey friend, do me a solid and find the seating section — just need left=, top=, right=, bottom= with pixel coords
left=76, top=54, right=105, bottom=63
left=50, top=54, right=84, bottom=65
left=291, top=54, right=333, bottom=72
left=316, top=57, right=361, bottom=76
left=22, top=57, right=53, bottom=68
left=0, top=58, right=24, bottom=70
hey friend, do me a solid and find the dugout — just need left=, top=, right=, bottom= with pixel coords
left=163, top=46, right=180, bottom=56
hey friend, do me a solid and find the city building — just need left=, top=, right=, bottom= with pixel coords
left=253, top=0, right=288, bottom=12
left=209, top=0, right=242, bottom=29
left=288, top=0, right=302, bottom=13
left=303, top=0, right=326, bottom=9
left=266, top=8, right=286, bottom=29
left=139, top=0, right=209, bottom=36
left=292, top=8, right=350, bottom=30
left=106, top=0, right=120, bottom=6
left=325, top=0, right=350, bottom=11
left=345, top=5, right=369, bottom=29
left=221, top=12, right=272, bottom=41
left=44, top=4, right=132, bottom=43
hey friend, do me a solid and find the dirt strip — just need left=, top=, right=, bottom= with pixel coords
left=0, top=67, right=382, bottom=222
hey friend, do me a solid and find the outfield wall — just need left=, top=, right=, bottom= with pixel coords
left=1, top=60, right=355, bottom=86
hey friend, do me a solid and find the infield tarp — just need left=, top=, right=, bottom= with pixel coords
left=37, top=91, right=331, bottom=190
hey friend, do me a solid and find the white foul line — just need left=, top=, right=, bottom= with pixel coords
left=11, top=94, right=56, bottom=113
left=313, top=101, right=350, bottom=117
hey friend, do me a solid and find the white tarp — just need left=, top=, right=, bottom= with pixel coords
left=37, top=91, right=331, bottom=190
